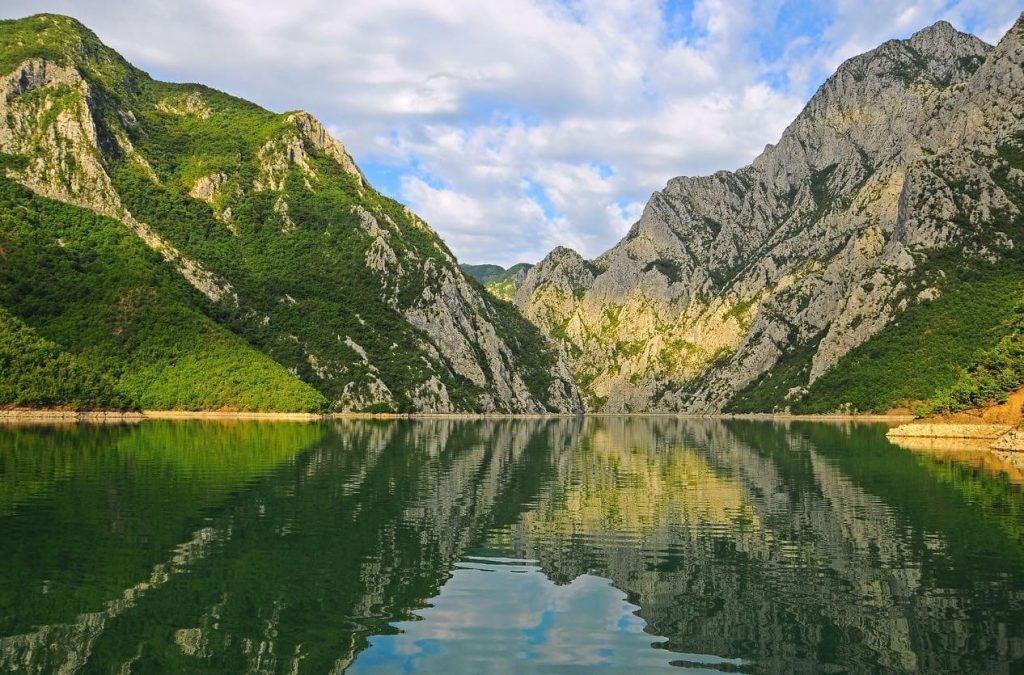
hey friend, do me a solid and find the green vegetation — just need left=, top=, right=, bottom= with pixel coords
left=0, top=159, right=326, bottom=412
left=643, top=258, right=684, bottom=284
left=108, top=113, right=480, bottom=410
left=0, top=14, right=104, bottom=74
left=461, top=264, right=507, bottom=284
left=462, top=263, right=534, bottom=301
left=809, top=163, right=838, bottom=210
left=787, top=261, right=1022, bottom=414
left=0, top=308, right=130, bottom=410
left=0, top=13, right=138, bottom=101
left=922, top=298, right=1024, bottom=414
left=722, top=296, right=758, bottom=330
left=0, top=14, right=570, bottom=413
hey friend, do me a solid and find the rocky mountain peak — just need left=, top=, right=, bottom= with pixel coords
left=795, top=17, right=989, bottom=127
left=516, top=246, right=596, bottom=310
left=543, top=246, right=586, bottom=265
left=1012, top=11, right=1024, bottom=38
left=516, top=16, right=1024, bottom=414
left=908, top=19, right=979, bottom=53
left=287, top=111, right=367, bottom=186
left=945, top=11, right=1024, bottom=149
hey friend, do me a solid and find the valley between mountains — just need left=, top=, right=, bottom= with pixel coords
left=2, top=12, right=1023, bottom=416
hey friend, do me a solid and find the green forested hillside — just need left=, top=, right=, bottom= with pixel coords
left=0, top=14, right=580, bottom=413
left=0, top=158, right=327, bottom=411
left=0, top=308, right=128, bottom=410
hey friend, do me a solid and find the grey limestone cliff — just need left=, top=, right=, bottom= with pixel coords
left=517, top=16, right=1024, bottom=412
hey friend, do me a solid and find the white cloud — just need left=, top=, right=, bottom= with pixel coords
left=0, top=0, right=1020, bottom=265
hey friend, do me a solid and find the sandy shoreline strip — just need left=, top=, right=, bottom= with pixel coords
left=0, top=407, right=915, bottom=424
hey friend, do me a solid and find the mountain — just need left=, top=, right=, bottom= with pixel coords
left=462, top=263, right=534, bottom=301
left=0, top=14, right=582, bottom=413
left=515, top=16, right=1024, bottom=414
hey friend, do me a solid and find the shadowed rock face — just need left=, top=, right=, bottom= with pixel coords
left=517, top=16, right=1024, bottom=413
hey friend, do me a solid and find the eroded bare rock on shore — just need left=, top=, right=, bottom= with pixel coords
left=992, top=429, right=1024, bottom=451
left=886, top=423, right=1013, bottom=440
left=887, top=422, right=1024, bottom=453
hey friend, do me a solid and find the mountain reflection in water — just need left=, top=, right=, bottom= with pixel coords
left=0, top=418, right=1022, bottom=673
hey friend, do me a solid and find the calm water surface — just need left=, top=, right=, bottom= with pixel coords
left=1, top=418, right=1023, bottom=673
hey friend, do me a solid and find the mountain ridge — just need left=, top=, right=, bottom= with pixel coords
left=461, top=262, right=534, bottom=301
left=515, top=14, right=1024, bottom=413
left=0, top=13, right=583, bottom=413
left=3, top=12, right=1022, bottom=416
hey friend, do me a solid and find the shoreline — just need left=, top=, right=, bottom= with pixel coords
left=0, top=407, right=914, bottom=423
left=718, top=412, right=915, bottom=423
left=5, top=407, right=1018, bottom=450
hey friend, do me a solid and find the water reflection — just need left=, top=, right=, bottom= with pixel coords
left=352, top=557, right=686, bottom=673
left=0, top=418, right=1022, bottom=673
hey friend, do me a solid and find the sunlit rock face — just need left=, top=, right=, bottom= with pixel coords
left=517, top=17, right=1024, bottom=412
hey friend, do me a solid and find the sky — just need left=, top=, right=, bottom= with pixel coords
left=1, top=1, right=1021, bottom=266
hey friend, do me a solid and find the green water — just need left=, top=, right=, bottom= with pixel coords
left=1, top=418, right=1023, bottom=673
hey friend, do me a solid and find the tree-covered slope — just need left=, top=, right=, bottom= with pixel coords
left=0, top=307, right=128, bottom=410
left=0, top=14, right=582, bottom=413
left=0, top=155, right=327, bottom=412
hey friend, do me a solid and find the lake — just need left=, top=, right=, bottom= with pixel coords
left=1, top=418, right=1022, bottom=673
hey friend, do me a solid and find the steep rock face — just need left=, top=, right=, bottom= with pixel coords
left=517, top=16, right=1024, bottom=412
left=0, top=14, right=582, bottom=413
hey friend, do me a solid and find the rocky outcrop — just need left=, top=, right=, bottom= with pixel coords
left=517, top=16, right=1024, bottom=412
left=289, top=111, right=366, bottom=186
left=155, top=91, right=211, bottom=119
left=346, top=205, right=582, bottom=412
left=253, top=112, right=366, bottom=192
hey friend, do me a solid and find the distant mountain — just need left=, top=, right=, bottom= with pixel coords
left=461, top=264, right=507, bottom=284
left=515, top=16, right=1024, bottom=414
left=0, top=14, right=582, bottom=413
left=462, top=263, right=534, bottom=301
